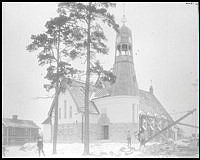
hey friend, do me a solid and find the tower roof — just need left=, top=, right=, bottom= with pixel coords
left=119, top=24, right=132, bottom=35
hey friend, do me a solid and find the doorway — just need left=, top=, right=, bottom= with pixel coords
left=102, top=125, right=109, bottom=139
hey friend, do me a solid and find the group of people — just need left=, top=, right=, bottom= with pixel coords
left=127, top=128, right=146, bottom=150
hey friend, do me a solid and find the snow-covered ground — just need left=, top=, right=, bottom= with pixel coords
left=3, top=141, right=199, bottom=158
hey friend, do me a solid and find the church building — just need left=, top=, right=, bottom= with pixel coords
left=42, top=14, right=181, bottom=143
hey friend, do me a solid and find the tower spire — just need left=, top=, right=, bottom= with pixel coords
left=149, top=80, right=154, bottom=94
left=121, top=3, right=127, bottom=24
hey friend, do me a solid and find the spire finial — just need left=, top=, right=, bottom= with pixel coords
left=121, top=3, right=127, bottom=24
left=150, top=80, right=154, bottom=94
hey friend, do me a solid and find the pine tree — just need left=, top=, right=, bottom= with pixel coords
left=27, top=15, right=83, bottom=154
left=57, top=2, right=119, bottom=154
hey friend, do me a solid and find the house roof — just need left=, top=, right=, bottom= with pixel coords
left=47, top=79, right=99, bottom=118
left=67, top=80, right=99, bottom=114
left=3, top=118, right=40, bottom=129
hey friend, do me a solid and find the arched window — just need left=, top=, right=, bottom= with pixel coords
left=69, top=106, right=72, bottom=118
left=64, top=100, right=67, bottom=119
left=59, top=108, right=61, bottom=119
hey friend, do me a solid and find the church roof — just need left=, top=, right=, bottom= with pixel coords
left=91, top=87, right=174, bottom=122
left=66, top=80, right=100, bottom=115
left=118, top=24, right=132, bottom=35
left=138, top=89, right=173, bottom=121
left=47, top=79, right=100, bottom=120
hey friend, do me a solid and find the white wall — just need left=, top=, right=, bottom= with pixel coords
left=57, top=89, right=82, bottom=125
left=93, top=96, right=140, bottom=123
left=57, top=88, right=99, bottom=125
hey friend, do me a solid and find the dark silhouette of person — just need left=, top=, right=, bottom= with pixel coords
left=138, top=128, right=145, bottom=149
left=127, top=130, right=131, bottom=148
left=37, top=135, right=45, bottom=157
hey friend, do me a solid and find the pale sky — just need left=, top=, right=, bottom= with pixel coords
left=2, top=2, right=199, bottom=136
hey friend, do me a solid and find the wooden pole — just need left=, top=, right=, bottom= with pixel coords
left=7, top=127, right=9, bottom=145
left=177, top=122, right=199, bottom=128
left=82, top=114, right=84, bottom=143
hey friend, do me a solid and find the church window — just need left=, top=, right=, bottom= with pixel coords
left=122, top=44, right=128, bottom=51
left=102, top=125, right=109, bottom=139
left=64, top=100, right=67, bottom=119
left=59, top=108, right=61, bottom=119
left=69, top=106, right=72, bottom=118
left=132, top=104, right=135, bottom=123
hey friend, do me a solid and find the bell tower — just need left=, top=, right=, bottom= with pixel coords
left=111, top=12, right=139, bottom=96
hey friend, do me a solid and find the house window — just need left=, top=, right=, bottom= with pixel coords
left=59, top=108, right=61, bottom=119
left=64, top=100, right=67, bottom=119
left=9, top=127, right=15, bottom=136
left=25, top=128, right=30, bottom=136
left=69, top=106, right=72, bottom=118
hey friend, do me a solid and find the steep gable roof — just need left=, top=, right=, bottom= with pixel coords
left=47, top=79, right=99, bottom=118
left=3, top=118, right=40, bottom=129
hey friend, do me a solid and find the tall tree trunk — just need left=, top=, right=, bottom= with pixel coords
left=84, top=3, right=91, bottom=155
left=53, top=27, right=61, bottom=154
left=53, top=88, right=58, bottom=154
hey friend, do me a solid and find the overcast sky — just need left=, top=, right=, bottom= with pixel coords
left=2, top=2, right=199, bottom=136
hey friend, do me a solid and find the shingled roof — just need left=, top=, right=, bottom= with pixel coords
left=139, top=89, right=174, bottom=121
left=47, top=79, right=99, bottom=118
left=3, top=118, right=40, bottom=129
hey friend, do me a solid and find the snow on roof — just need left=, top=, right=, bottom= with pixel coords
left=3, top=118, right=40, bottom=129
left=139, top=89, right=174, bottom=122
left=47, top=79, right=99, bottom=119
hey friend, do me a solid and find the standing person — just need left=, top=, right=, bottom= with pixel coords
left=37, top=135, right=45, bottom=157
left=139, top=128, right=145, bottom=150
left=2, top=145, right=6, bottom=157
left=127, top=130, right=132, bottom=149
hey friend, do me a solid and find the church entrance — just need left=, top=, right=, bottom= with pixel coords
left=102, top=125, right=109, bottom=139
